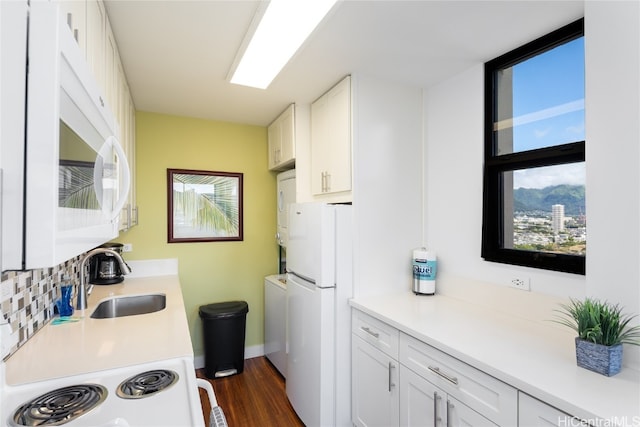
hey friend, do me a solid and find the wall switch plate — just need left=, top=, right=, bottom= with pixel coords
left=510, top=277, right=530, bottom=291
left=123, top=243, right=133, bottom=252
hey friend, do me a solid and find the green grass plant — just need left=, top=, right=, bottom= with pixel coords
left=553, top=298, right=640, bottom=346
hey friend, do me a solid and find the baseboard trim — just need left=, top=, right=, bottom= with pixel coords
left=194, top=344, right=264, bottom=369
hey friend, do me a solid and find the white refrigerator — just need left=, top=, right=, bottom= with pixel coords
left=286, top=202, right=353, bottom=427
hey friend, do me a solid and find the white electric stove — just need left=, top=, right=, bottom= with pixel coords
left=0, top=356, right=206, bottom=427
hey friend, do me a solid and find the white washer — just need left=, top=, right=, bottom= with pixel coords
left=264, top=274, right=287, bottom=377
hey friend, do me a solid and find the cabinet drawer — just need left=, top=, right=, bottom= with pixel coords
left=400, top=333, right=517, bottom=426
left=518, top=392, right=579, bottom=427
left=352, top=310, right=399, bottom=359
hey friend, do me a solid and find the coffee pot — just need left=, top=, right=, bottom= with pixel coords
left=88, top=243, right=129, bottom=285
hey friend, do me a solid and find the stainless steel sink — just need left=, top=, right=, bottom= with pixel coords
left=90, top=294, right=166, bottom=319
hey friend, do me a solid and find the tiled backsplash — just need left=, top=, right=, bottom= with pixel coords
left=0, top=256, right=82, bottom=359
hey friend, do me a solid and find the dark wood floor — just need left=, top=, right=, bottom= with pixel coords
left=197, top=357, right=305, bottom=427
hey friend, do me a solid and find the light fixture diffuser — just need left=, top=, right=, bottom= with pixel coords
left=230, top=0, right=338, bottom=89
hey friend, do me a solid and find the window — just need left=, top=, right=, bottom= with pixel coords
left=482, top=19, right=585, bottom=275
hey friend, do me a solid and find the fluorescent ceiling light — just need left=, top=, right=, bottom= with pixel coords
left=230, top=0, right=338, bottom=89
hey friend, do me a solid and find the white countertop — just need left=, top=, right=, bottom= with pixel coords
left=5, top=274, right=194, bottom=386
left=350, top=291, right=640, bottom=425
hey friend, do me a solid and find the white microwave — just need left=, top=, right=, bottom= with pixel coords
left=2, top=1, right=130, bottom=270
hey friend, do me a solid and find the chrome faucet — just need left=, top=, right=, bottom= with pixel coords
left=76, top=248, right=132, bottom=310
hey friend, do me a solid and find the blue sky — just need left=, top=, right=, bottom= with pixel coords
left=510, top=36, right=585, bottom=189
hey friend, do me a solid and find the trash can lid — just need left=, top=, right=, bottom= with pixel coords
left=199, top=301, right=249, bottom=319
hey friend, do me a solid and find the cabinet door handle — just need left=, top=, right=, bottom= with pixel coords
left=325, top=172, right=331, bottom=192
left=446, top=400, right=454, bottom=427
left=361, top=326, right=379, bottom=339
left=428, top=366, right=459, bottom=385
left=126, top=204, right=132, bottom=229
left=388, top=362, right=395, bottom=392
left=433, top=391, right=440, bottom=425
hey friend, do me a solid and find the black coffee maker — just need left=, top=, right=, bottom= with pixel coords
left=89, top=243, right=128, bottom=285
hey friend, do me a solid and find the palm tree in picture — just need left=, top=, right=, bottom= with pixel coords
left=172, top=172, right=240, bottom=239
left=58, top=163, right=101, bottom=210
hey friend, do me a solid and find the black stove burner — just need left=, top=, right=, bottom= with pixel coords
left=10, top=384, right=107, bottom=427
left=116, top=369, right=178, bottom=399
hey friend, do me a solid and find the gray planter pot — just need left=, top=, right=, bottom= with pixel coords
left=575, top=337, right=622, bottom=376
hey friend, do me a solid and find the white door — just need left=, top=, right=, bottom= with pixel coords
left=518, top=393, right=573, bottom=427
left=352, top=336, right=399, bottom=427
left=286, top=274, right=336, bottom=427
left=447, top=395, right=498, bottom=427
left=400, top=365, right=445, bottom=427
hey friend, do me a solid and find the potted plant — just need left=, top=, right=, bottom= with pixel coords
left=553, top=298, right=640, bottom=376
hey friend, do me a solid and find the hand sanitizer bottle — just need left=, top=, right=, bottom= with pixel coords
left=56, top=274, right=74, bottom=317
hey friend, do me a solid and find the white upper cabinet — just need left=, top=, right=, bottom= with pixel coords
left=268, top=104, right=296, bottom=171
left=1, top=0, right=29, bottom=270
left=85, top=0, right=106, bottom=92
left=58, top=0, right=87, bottom=52
left=311, top=75, right=352, bottom=201
left=56, top=0, right=137, bottom=233
left=106, top=21, right=137, bottom=232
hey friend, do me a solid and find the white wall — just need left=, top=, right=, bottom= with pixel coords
left=422, top=2, right=639, bottom=368
left=352, top=74, right=424, bottom=297
left=584, top=1, right=639, bottom=309
left=424, top=64, right=586, bottom=300
left=585, top=0, right=640, bottom=368
left=294, top=73, right=424, bottom=297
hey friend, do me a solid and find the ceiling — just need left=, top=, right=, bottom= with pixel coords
left=103, top=0, right=584, bottom=127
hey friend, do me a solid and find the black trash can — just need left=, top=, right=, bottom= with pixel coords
left=199, top=301, right=249, bottom=379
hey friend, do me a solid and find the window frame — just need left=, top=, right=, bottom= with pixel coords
left=482, top=18, right=585, bottom=275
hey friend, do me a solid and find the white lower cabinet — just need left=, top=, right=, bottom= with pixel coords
left=399, top=333, right=517, bottom=426
left=352, top=336, right=400, bottom=427
left=518, top=392, right=578, bottom=427
left=400, top=365, right=497, bottom=427
left=352, top=310, right=400, bottom=427
left=400, top=365, right=439, bottom=426
left=352, top=308, right=519, bottom=427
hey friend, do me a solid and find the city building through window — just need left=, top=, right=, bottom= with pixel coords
left=482, top=19, right=585, bottom=275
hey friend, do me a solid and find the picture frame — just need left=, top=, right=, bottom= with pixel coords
left=167, top=168, right=243, bottom=243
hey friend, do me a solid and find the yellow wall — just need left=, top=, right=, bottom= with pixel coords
left=120, top=111, right=279, bottom=358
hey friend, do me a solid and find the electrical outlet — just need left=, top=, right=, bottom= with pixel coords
left=510, top=277, right=530, bottom=291
left=123, top=243, right=133, bottom=252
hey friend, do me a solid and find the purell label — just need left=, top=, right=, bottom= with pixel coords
left=413, top=259, right=437, bottom=281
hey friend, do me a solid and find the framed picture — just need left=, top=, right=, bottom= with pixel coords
left=167, top=168, right=243, bottom=243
